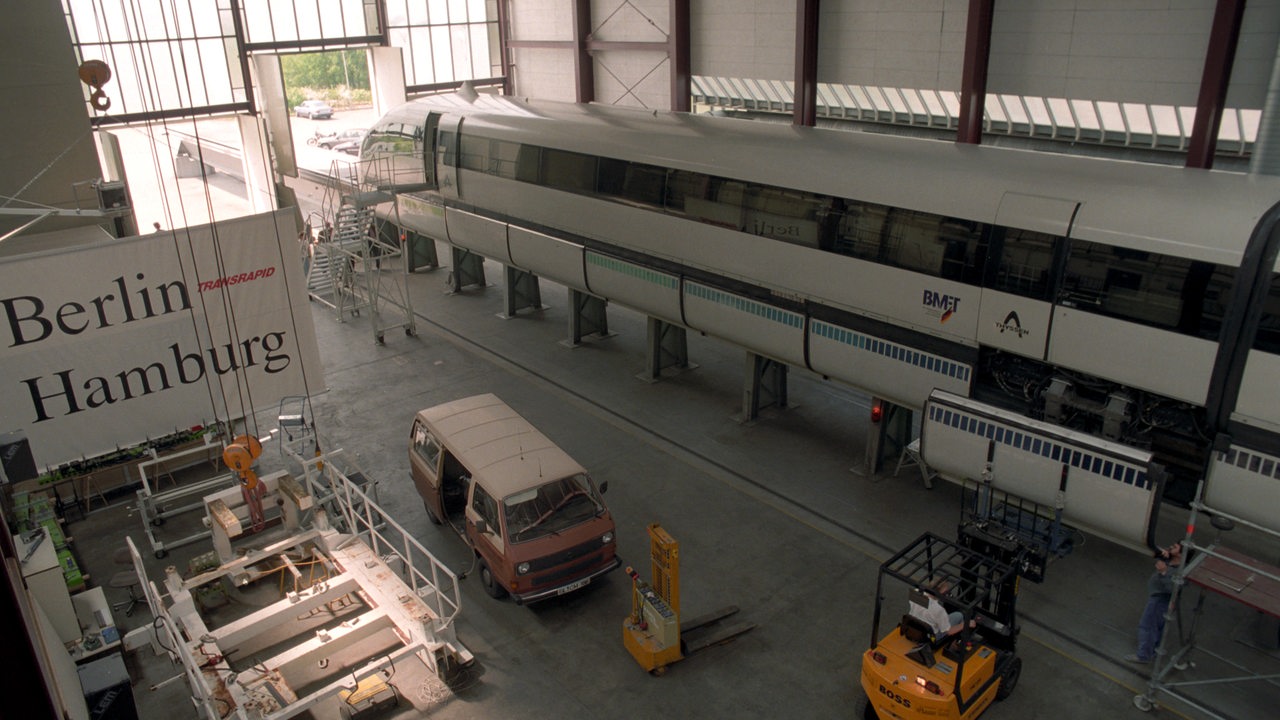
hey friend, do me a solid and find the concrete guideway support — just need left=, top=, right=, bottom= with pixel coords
left=567, top=289, right=614, bottom=346
left=642, top=318, right=696, bottom=381
left=501, top=265, right=546, bottom=318
left=447, top=247, right=486, bottom=293
left=863, top=398, right=913, bottom=477
left=742, top=352, right=788, bottom=422
left=404, top=228, right=439, bottom=272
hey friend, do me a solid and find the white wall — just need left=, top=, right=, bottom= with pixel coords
left=510, top=0, right=1280, bottom=111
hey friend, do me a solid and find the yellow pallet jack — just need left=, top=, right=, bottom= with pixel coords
left=622, top=523, right=756, bottom=675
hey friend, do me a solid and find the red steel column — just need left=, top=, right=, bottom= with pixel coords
left=670, top=0, right=691, bottom=111
left=495, top=0, right=513, bottom=95
left=573, top=0, right=594, bottom=103
left=794, top=0, right=820, bottom=126
left=956, top=0, right=994, bottom=145
left=1186, top=0, right=1246, bottom=169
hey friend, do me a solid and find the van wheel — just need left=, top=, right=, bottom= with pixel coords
left=996, top=656, right=1022, bottom=701
left=423, top=499, right=442, bottom=525
left=480, top=561, right=507, bottom=599
left=858, top=693, right=878, bottom=719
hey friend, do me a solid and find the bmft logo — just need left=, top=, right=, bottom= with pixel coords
left=922, top=290, right=961, bottom=323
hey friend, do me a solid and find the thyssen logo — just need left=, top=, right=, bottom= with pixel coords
left=995, top=310, right=1030, bottom=338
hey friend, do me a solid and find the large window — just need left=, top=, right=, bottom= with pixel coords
left=385, top=0, right=499, bottom=89
left=64, top=1, right=500, bottom=122
left=63, top=0, right=248, bottom=118
left=1061, top=241, right=1233, bottom=338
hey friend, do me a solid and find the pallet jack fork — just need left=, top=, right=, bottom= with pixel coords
left=622, top=523, right=756, bottom=675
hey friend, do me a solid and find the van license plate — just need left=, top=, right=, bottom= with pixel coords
left=558, top=578, right=589, bottom=595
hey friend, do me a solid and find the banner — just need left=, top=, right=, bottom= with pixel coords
left=0, top=210, right=324, bottom=470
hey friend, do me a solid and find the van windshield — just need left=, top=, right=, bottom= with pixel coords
left=505, top=473, right=605, bottom=542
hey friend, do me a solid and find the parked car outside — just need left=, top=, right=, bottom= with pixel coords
left=295, top=100, right=334, bottom=119
left=333, top=130, right=367, bottom=156
left=319, top=128, right=365, bottom=150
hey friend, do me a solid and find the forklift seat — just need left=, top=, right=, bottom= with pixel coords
left=900, top=613, right=938, bottom=645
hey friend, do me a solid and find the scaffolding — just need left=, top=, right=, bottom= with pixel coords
left=305, top=157, right=416, bottom=344
left=1133, top=478, right=1280, bottom=716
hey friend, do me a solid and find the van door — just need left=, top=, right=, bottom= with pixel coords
left=409, top=420, right=445, bottom=523
left=435, top=114, right=462, bottom=200
left=467, top=482, right=508, bottom=596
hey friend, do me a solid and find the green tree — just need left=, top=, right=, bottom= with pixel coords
left=282, top=49, right=369, bottom=91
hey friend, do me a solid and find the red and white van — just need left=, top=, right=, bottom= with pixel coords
left=409, top=394, right=619, bottom=603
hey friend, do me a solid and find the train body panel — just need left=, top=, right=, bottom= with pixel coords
left=397, top=193, right=447, bottom=240
left=922, top=391, right=1159, bottom=551
left=975, top=291, right=1050, bottom=359
left=682, top=281, right=806, bottom=368
left=508, top=226, right=587, bottom=289
left=362, top=92, right=1280, bottom=541
left=1047, top=309, right=1217, bottom=405
left=1204, top=444, right=1280, bottom=531
left=1235, top=352, right=1280, bottom=434
left=445, top=207, right=511, bottom=264
left=583, top=251, right=683, bottom=326
left=808, top=320, right=972, bottom=409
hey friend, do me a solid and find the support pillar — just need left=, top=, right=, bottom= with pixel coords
left=567, top=289, right=613, bottom=346
left=642, top=318, right=694, bottom=381
left=742, top=352, right=789, bottom=421
left=501, top=265, right=544, bottom=318
left=404, top=229, right=439, bottom=272
left=864, top=398, right=913, bottom=477
left=446, top=247, right=486, bottom=293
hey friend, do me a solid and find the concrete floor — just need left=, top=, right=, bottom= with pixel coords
left=57, top=180, right=1280, bottom=720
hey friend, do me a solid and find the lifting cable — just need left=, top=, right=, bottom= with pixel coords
left=70, top=1, right=322, bottom=468
left=106, top=0, right=238, bottom=438
left=128, top=0, right=318, bottom=446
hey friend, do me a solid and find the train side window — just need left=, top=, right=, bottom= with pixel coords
left=741, top=185, right=828, bottom=249
left=598, top=158, right=666, bottom=206
left=1060, top=240, right=1232, bottom=339
left=991, top=229, right=1058, bottom=300
left=867, top=208, right=985, bottom=280
left=438, top=129, right=458, bottom=167
left=832, top=202, right=891, bottom=260
left=458, top=134, right=489, bottom=172
left=489, top=138, right=521, bottom=179
left=515, top=143, right=541, bottom=183
left=1253, top=273, right=1280, bottom=354
left=540, top=147, right=596, bottom=193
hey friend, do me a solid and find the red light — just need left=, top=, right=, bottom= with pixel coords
left=915, top=676, right=943, bottom=695
left=870, top=651, right=887, bottom=665
left=870, top=401, right=884, bottom=423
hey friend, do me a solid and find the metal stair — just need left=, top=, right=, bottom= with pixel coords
left=308, top=158, right=417, bottom=344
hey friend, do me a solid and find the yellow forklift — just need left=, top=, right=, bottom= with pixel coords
left=860, top=476, right=1060, bottom=720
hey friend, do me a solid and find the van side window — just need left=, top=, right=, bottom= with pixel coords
left=412, top=422, right=441, bottom=470
left=471, top=484, right=501, bottom=538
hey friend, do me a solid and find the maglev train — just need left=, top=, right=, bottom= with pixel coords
left=361, top=89, right=1280, bottom=549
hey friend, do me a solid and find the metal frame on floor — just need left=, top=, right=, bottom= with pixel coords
left=133, top=424, right=473, bottom=720
left=1133, top=479, right=1280, bottom=716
